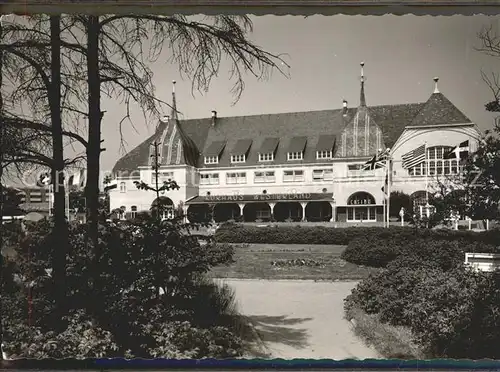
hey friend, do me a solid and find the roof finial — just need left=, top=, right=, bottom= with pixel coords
left=360, top=62, right=366, bottom=107
left=433, top=77, right=439, bottom=94
left=172, top=80, right=176, bottom=93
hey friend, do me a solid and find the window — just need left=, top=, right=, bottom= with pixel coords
left=160, top=208, right=174, bottom=220
left=312, top=169, right=333, bottom=181
left=408, top=162, right=426, bottom=176
left=436, top=160, right=443, bottom=175
left=119, top=206, right=126, bottom=220
left=450, top=159, right=458, bottom=174
left=151, top=173, right=157, bottom=184
left=348, top=164, right=364, bottom=171
left=151, top=171, right=174, bottom=184
left=316, top=150, right=333, bottom=160
left=408, top=146, right=460, bottom=177
left=287, top=152, right=303, bottom=161
left=283, top=170, right=304, bottom=182
left=412, top=191, right=436, bottom=218
left=254, top=171, right=276, bottom=183
left=161, top=171, right=173, bottom=180
left=347, top=163, right=373, bottom=177
left=428, top=147, right=444, bottom=160
left=200, top=173, right=219, bottom=185
left=204, top=156, right=219, bottom=165
left=346, top=192, right=377, bottom=222
left=428, top=160, right=436, bottom=176
left=231, top=154, right=246, bottom=163
left=444, top=161, right=450, bottom=175
left=259, top=153, right=274, bottom=162
left=347, top=206, right=377, bottom=222
left=226, top=172, right=247, bottom=184
left=131, top=206, right=137, bottom=219
left=119, top=182, right=126, bottom=193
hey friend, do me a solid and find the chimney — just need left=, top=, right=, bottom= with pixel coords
left=342, top=100, right=348, bottom=116
left=433, top=77, right=440, bottom=94
left=211, top=110, right=217, bottom=127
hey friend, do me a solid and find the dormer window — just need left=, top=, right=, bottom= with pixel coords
left=316, top=150, right=333, bottom=160
left=203, top=140, right=226, bottom=166
left=231, top=154, right=246, bottom=163
left=258, top=137, right=279, bottom=163
left=204, top=156, right=219, bottom=165
left=287, top=152, right=303, bottom=161
left=315, top=135, right=335, bottom=160
left=259, top=153, right=274, bottom=162
left=230, top=139, right=252, bottom=164
left=287, top=136, right=307, bottom=162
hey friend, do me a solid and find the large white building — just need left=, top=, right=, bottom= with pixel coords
left=110, top=64, right=482, bottom=223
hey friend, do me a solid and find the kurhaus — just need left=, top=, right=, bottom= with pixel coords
left=110, top=63, right=482, bottom=224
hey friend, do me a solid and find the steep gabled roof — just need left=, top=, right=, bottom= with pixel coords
left=337, top=106, right=385, bottom=157
left=113, top=102, right=425, bottom=173
left=409, top=92, right=472, bottom=127
left=112, top=75, right=473, bottom=174
left=336, top=68, right=386, bottom=158
left=156, top=82, right=203, bottom=167
left=112, top=119, right=209, bottom=174
left=113, top=82, right=208, bottom=174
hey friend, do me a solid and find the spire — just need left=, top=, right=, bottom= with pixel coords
left=433, top=77, right=440, bottom=94
left=360, top=62, right=366, bottom=107
left=168, top=80, right=200, bottom=167
left=171, top=80, right=178, bottom=120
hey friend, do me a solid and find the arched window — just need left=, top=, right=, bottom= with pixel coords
left=131, top=205, right=137, bottom=219
left=151, top=197, right=174, bottom=220
left=410, top=191, right=427, bottom=209
left=347, top=192, right=376, bottom=206
left=119, top=182, right=126, bottom=193
left=119, top=205, right=126, bottom=220
left=407, top=146, right=460, bottom=176
left=346, top=192, right=377, bottom=222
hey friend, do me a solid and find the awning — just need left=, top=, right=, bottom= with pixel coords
left=186, top=192, right=334, bottom=204
left=259, top=137, right=279, bottom=154
left=316, top=134, right=336, bottom=152
left=231, top=139, right=253, bottom=155
left=288, top=136, right=307, bottom=153
left=204, top=140, right=226, bottom=157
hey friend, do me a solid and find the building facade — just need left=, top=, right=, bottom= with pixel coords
left=15, top=187, right=49, bottom=214
left=4, top=168, right=88, bottom=221
left=110, top=66, right=482, bottom=223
